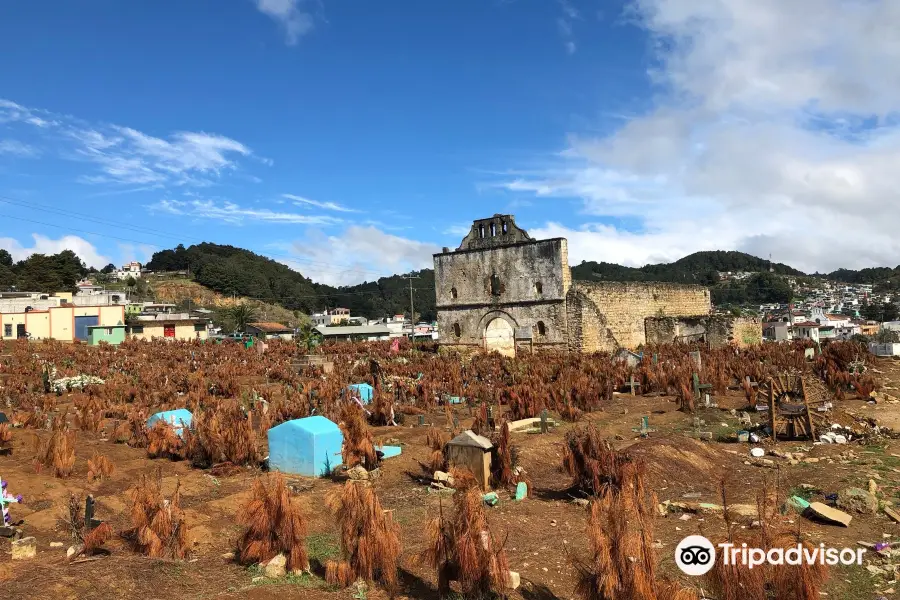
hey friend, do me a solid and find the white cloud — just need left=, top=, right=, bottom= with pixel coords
left=0, top=98, right=255, bottom=188
left=254, top=0, right=315, bottom=45
left=0, top=234, right=110, bottom=269
left=149, top=198, right=342, bottom=226
left=494, top=0, right=900, bottom=273
left=280, top=226, right=441, bottom=286
left=283, top=193, right=358, bottom=212
left=0, top=139, right=39, bottom=157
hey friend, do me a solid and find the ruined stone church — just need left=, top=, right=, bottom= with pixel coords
left=433, top=215, right=759, bottom=356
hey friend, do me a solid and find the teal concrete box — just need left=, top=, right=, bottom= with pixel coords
left=347, top=383, right=374, bottom=404
left=268, top=416, right=344, bottom=477
left=147, top=409, right=193, bottom=438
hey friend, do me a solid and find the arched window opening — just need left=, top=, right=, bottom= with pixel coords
left=501, top=220, right=508, bottom=234
left=490, top=273, right=502, bottom=297
left=453, top=323, right=461, bottom=337
left=450, top=287, right=458, bottom=300
left=537, top=321, right=546, bottom=336
left=490, top=222, right=496, bottom=236
left=534, top=281, right=543, bottom=295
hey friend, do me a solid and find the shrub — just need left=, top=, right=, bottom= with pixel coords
left=326, top=481, right=401, bottom=595
left=236, top=473, right=309, bottom=572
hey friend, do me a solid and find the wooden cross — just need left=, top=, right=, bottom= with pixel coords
left=692, top=373, right=713, bottom=402
left=625, top=375, right=641, bottom=396
left=632, top=416, right=655, bottom=438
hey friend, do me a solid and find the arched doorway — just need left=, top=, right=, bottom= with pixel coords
left=484, top=317, right=515, bottom=356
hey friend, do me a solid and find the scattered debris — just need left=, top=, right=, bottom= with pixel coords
left=806, top=502, right=853, bottom=527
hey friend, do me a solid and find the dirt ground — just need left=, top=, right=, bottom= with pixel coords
left=3, top=357, right=900, bottom=599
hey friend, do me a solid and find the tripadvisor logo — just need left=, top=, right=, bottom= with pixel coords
left=675, top=535, right=866, bottom=576
left=675, top=535, right=716, bottom=576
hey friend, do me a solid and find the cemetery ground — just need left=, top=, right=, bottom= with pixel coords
left=0, top=341, right=899, bottom=599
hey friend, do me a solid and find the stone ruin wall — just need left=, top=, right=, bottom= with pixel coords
left=568, top=281, right=711, bottom=352
left=433, top=238, right=570, bottom=350
left=645, top=315, right=763, bottom=348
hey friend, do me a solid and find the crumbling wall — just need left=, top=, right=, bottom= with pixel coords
left=566, top=288, right=617, bottom=353
left=569, top=282, right=711, bottom=350
left=731, top=317, right=763, bottom=347
left=645, top=316, right=707, bottom=345
left=644, top=315, right=763, bottom=348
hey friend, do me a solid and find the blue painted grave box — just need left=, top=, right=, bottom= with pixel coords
left=347, top=383, right=374, bottom=405
left=268, top=416, right=343, bottom=477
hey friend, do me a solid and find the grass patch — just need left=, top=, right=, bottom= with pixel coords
left=826, top=565, right=877, bottom=600
left=307, top=533, right=340, bottom=563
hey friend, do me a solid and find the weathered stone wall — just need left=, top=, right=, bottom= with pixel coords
left=644, top=315, right=763, bottom=348
left=434, top=238, right=569, bottom=349
left=436, top=303, right=568, bottom=350
left=569, top=282, right=711, bottom=351
left=566, top=289, right=617, bottom=353
left=731, top=317, right=763, bottom=347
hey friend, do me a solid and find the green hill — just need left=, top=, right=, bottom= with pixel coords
left=571, top=250, right=804, bottom=284
left=146, top=243, right=437, bottom=321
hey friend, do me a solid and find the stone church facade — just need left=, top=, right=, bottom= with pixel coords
left=433, top=215, right=752, bottom=356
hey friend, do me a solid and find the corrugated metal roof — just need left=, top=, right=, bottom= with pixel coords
left=248, top=322, right=292, bottom=333
left=315, top=324, right=391, bottom=336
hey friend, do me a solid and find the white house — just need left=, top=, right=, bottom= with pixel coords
left=792, top=322, right=821, bottom=343
left=810, top=308, right=850, bottom=328
left=115, top=261, right=142, bottom=280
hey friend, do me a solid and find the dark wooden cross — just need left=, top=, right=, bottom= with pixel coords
left=625, top=375, right=640, bottom=396
left=692, top=372, right=713, bottom=402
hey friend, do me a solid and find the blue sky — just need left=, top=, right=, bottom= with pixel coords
left=2, top=0, right=900, bottom=284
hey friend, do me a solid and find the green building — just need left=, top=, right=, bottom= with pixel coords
left=88, top=322, right=128, bottom=346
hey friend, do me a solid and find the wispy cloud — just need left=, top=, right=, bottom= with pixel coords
left=0, top=139, right=39, bottom=157
left=149, top=198, right=342, bottom=226
left=283, top=193, right=358, bottom=213
left=0, top=98, right=256, bottom=188
left=254, top=0, right=315, bottom=45
left=557, top=0, right=580, bottom=54
left=279, top=226, right=441, bottom=286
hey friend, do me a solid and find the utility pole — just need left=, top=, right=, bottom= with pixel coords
left=404, top=273, right=420, bottom=340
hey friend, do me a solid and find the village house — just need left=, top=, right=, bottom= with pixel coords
left=114, top=261, right=143, bottom=280
left=0, top=305, right=126, bottom=342
left=126, top=313, right=209, bottom=341
left=311, top=308, right=352, bottom=326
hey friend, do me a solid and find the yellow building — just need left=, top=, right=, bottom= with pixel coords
left=0, top=305, right=126, bottom=342
left=126, top=318, right=209, bottom=341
